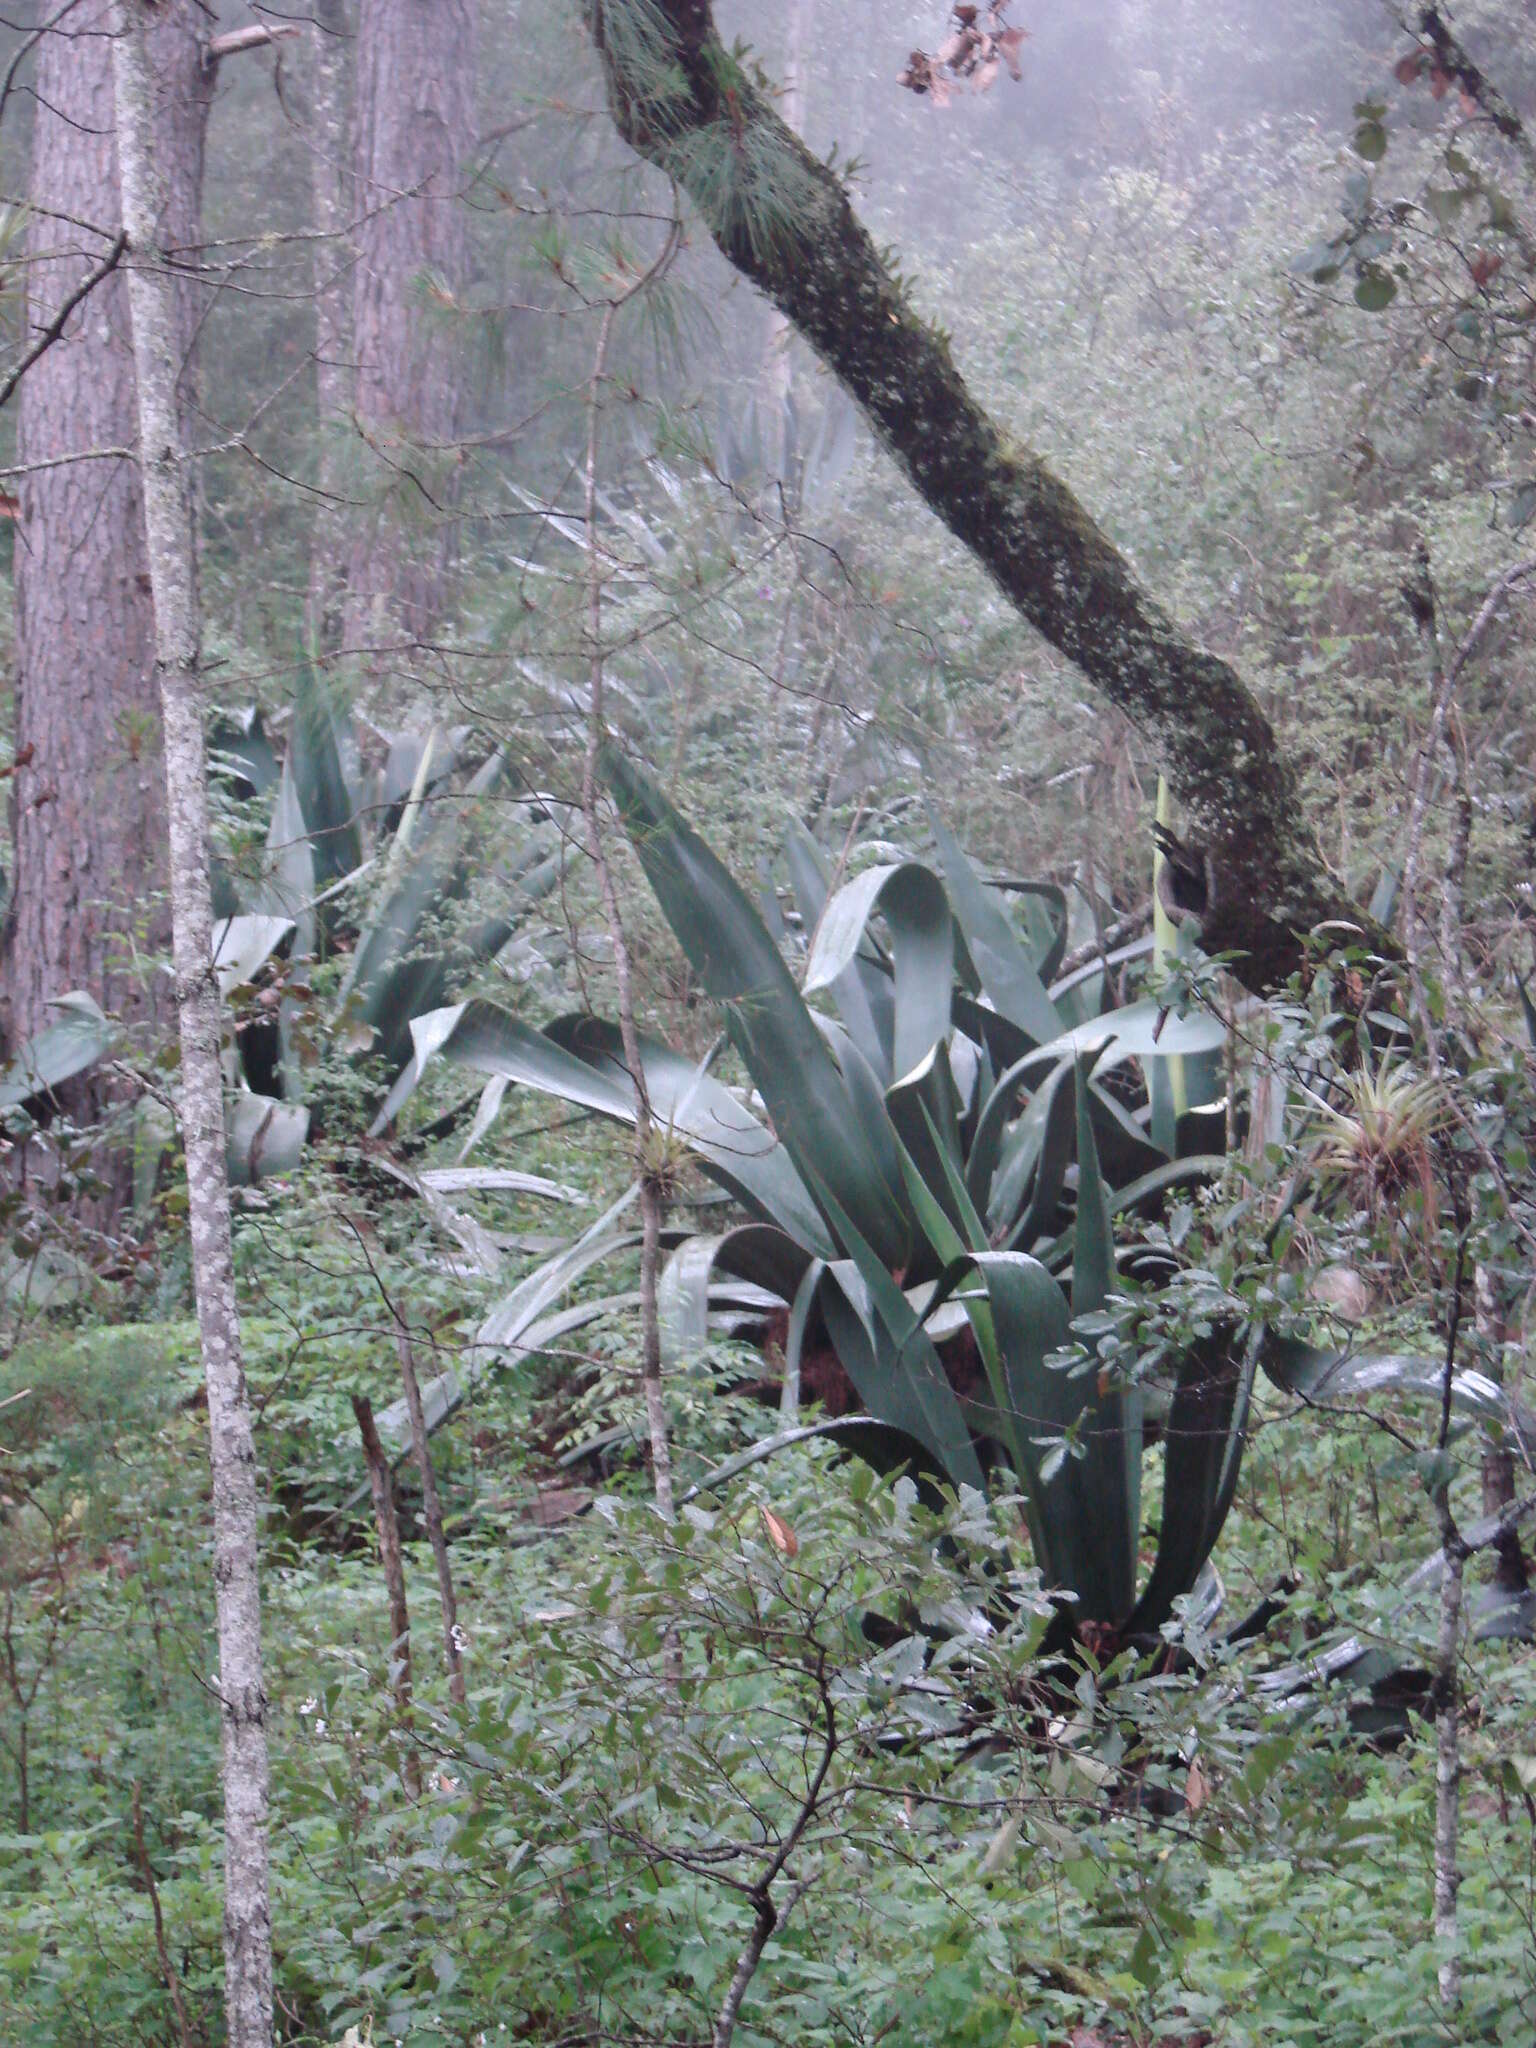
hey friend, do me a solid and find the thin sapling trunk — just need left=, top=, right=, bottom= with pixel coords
left=111, top=8, right=274, bottom=2041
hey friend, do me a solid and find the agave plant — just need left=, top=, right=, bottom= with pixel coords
left=204, top=662, right=570, bottom=1180
left=384, top=749, right=1262, bottom=1637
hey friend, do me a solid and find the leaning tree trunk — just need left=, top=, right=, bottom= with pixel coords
left=5, top=3, right=212, bottom=1203
left=112, top=9, right=274, bottom=2045
left=344, top=0, right=476, bottom=664
left=581, top=0, right=1364, bottom=989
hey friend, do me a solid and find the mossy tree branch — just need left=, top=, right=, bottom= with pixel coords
left=582, top=0, right=1365, bottom=988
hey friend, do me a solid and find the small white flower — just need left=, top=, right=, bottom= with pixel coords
left=313, top=1718, right=327, bottom=1737
left=450, top=1622, right=469, bottom=1653
left=299, top=1696, right=317, bottom=1717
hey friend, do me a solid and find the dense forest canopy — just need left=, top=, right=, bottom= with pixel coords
left=1, top=3, right=1535, bottom=2045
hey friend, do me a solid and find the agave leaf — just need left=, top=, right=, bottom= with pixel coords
left=1049, top=932, right=1153, bottom=1011
left=212, top=913, right=294, bottom=999
left=604, top=747, right=907, bottom=1266
left=822, top=1026, right=917, bottom=1240
left=804, top=862, right=953, bottom=1079
left=658, top=1225, right=810, bottom=1367
left=781, top=1257, right=825, bottom=1418
left=388, top=1001, right=835, bottom=1255
left=819, top=1258, right=985, bottom=1494
left=210, top=705, right=279, bottom=796
left=258, top=761, right=319, bottom=950
left=478, top=1186, right=640, bottom=1353
left=1068, top=1058, right=1141, bottom=1620
left=783, top=815, right=893, bottom=1074
left=225, top=1093, right=310, bottom=1187
left=680, top=1412, right=896, bottom=1503
left=921, top=1246, right=1117, bottom=1602
left=344, top=754, right=534, bottom=1078
left=1000, top=879, right=1069, bottom=980
left=1126, top=1335, right=1256, bottom=1636
left=1263, top=1337, right=1536, bottom=1462
left=988, top=1055, right=1075, bottom=1239
left=1517, top=974, right=1536, bottom=1051
left=0, top=992, right=117, bottom=1109
left=884, top=1041, right=969, bottom=1245
left=288, top=659, right=362, bottom=890
left=927, top=809, right=1063, bottom=1046
left=1034, top=998, right=1226, bottom=1068
left=377, top=1242, right=641, bottom=1451
left=809, top=1168, right=984, bottom=1491
left=416, top=1166, right=587, bottom=1204
left=458, top=1074, right=510, bottom=1162
left=1109, top=1153, right=1226, bottom=1217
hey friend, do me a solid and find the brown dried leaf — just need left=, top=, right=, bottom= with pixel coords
left=997, top=25, right=1029, bottom=76
left=1394, top=51, right=1423, bottom=86
left=760, top=1505, right=799, bottom=1557
left=1470, top=249, right=1503, bottom=287
left=1430, top=64, right=1452, bottom=99
left=1185, top=1756, right=1210, bottom=1813
left=974, top=54, right=1000, bottom=92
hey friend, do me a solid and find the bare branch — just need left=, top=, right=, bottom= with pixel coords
left=0, top=230, right=126, bottom=414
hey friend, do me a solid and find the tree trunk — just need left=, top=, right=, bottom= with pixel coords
left=306, top=0, right=355, bottom=654
left=582, top=0, right=1365, bottom=989
left=5, top=4, right=212, bottom=1197
left=112, top=9, right=274, bottom=2044
left=344, top=0, right=476, bottom=663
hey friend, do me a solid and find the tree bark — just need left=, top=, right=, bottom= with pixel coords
left=581, top=0, right=1361, bottom=989
left=5, top=3, right=212, bottom=1192
left=305, top=0, right=355, bottom=654
left=111, top=9, right=273, bottom=2044
left=344, top=0, right=476, bottom=662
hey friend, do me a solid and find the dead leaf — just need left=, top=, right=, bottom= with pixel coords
left=1394, top=51, right=1423, bottom=86
left=1470, top=249, right=1503, bottom=287
left=760, top=1505, right=799, bottom=1557
left=1184, top=1755, right=1210, bottom=1813
left=997, top=26, right=1029, bottom=77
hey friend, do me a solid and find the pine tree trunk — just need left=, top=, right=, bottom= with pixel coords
left=306, top=0, right=355, bottom=653
left=5, top=4, right=212, bottom=1205
left=111, top=9, right=274, bottom=2044
left=344, top=0, right=476, bottom=663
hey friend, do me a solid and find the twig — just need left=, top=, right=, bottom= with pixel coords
left=578, top=223, right=682, bottom=1528
left=711, top=1647, right=836, bottom=2048
left=393, top=1312, right=465, bottom=1707
left=1431, top=1228, right=1469, bottom=2013
left=351, top=1392, right=420, bottom=1790
left=0, top=231, right=126, bottom=414
left=131, top=1783, right=197, bottom=2048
